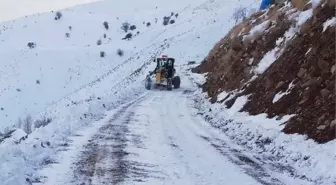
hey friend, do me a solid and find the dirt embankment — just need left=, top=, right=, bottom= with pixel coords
left=194, top=0, right=335, bottom=143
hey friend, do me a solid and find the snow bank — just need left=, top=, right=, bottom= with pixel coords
left=323, top=17, right=336, bottom=32
left=272, top=81, right=295, bottom=103
left=189, top=72, right=336, bottom=185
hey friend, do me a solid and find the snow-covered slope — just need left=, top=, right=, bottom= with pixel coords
left=0, top=0, right=101, bottom=22
left=0, top=0, right=260, bottom=184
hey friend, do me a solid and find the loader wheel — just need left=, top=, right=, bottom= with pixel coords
left=145, top=77, right=151, bottom=90
left=173, top=76, right=180, bottom=89
left=167, top=79, right=173, bottom=91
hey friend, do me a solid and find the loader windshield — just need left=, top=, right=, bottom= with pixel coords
left=157, top=58, right=168, bottom=68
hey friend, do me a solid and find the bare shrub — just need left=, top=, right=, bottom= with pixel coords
left=122, top=33, right=132, bottom=40
left=97, top=39, right=102, bottom=45
left=103, top=21, right=109, bottom=30
left=233, top=7, right=247, bottom=24
left=100, top=51, right=105, bottom=57
left=121, top=22, right=130, bottom=32
left=34, top=117, right=52, bottom=129
left=163, top=16, right=170, bottom=25
left=117, top=49, right=124, bottom=56
left=55, top=12, right=62, bottom=20
left=18, top=116, right=33, bottom=134
left=27, top=42, right=36, bottom=49
left=130, top=25, right=136, bottom=30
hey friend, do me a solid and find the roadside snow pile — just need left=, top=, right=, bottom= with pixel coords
left=189, top=72, right=336, bottom=185
left=190, top=0, right=335, bottom=184
left=322, top=17, right=336, bottom=32
left=272, top=81, right=295, bottom=103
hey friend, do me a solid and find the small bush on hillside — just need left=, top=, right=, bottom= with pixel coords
left=130, top=25, right=137, bottom=31
left=27, top=42, right=36, bottom=49
left=121, top=22, right=130, bottom=32
left=103, top=33, right=107, bottom=38
left=65, top=33, right=70, bottom=38
left=175, top=13, right=179, bottom=18
left=36, top=80, right=40, bottom=84
left=17, top=116, right=33, bottom=134
left=170, top=20, right=175, bottom=24
left=103, top=21, right=109, bottom=30
left=233, top=7, right=247, bottom=24
left=69, top=26, right=72, bottom=30
left=117, top=49, right=124, bottom=56
left=163, top=16, right=170, bottom=26
left=100, top=51, right=105, bottom=57
left=34, top=117, right=52, bottom=129
left=97, top=39, right=102, bottom=45
left=122, top=33, right=132, bottom=40
left=55, top=12, right=62, bottom=20
left=146, top=22, right=151, bottom=27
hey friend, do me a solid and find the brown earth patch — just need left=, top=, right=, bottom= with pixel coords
left=198, top=5, right=294, bottom=98
left=195, top=0, right=335, bottom=143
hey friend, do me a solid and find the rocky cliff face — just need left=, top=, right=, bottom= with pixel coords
left=194, top=0, right=335, bottom=143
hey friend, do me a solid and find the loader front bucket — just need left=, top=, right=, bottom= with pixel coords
left=156, top=72, right=161, bottom=83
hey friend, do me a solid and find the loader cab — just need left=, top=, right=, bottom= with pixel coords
left=155, top=56, right=175, bottom=69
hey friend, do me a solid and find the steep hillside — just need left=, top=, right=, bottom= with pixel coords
left=195, top=0, right=335, bottom=143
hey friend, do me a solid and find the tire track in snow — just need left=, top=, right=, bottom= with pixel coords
left=72, top=95, right=163, bottom=185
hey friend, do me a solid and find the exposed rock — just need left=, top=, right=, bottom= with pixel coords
left=297, top=68, right=307, bottom=78
left=317, top=114, right=327, bottom=125
left=231, top=37, right=243, bottom=51
left=320, top=88, right=331, bottom=98
left=330, top=120, right=336, bottom=128
left=308, top=66, right=319, bottom=77
left=265, top=78, right=273, bottom=90
left=317, top=125, right=327, bottom=130
left=275, top=81, right=286, bottom=90
left=321, top=71, right=332, bottom=80
left=331, top=64, right=336, bottom=76
left=301, top=77, right=322, bottom=88
left=317, top=59, right=329, bottom=72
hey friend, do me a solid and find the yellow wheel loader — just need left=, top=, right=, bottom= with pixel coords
left=145, top=55, right=180, bottom=91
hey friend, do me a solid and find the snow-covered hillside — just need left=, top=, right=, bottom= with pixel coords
left=0, top=0, right=101, bottom=22
left=0, top=0, right=252, bottom=131
left=0, top=0, right=261, bottom=184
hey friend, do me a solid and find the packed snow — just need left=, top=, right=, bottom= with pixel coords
left=189, top=70, right=336, bottom=185
left=253, top=7, right=315, bottom=75
left=323, top=17, right=336, bottom=32
left=243, top=20, right=271, bottom=42
left=272, top=81, right=295, bottom=103
left=0, top=0, right=102, bottom=22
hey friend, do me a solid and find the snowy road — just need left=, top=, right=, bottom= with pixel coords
left=36, top=71, right=291, bottom=185
left=71, top=91, right=261, bottom=185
